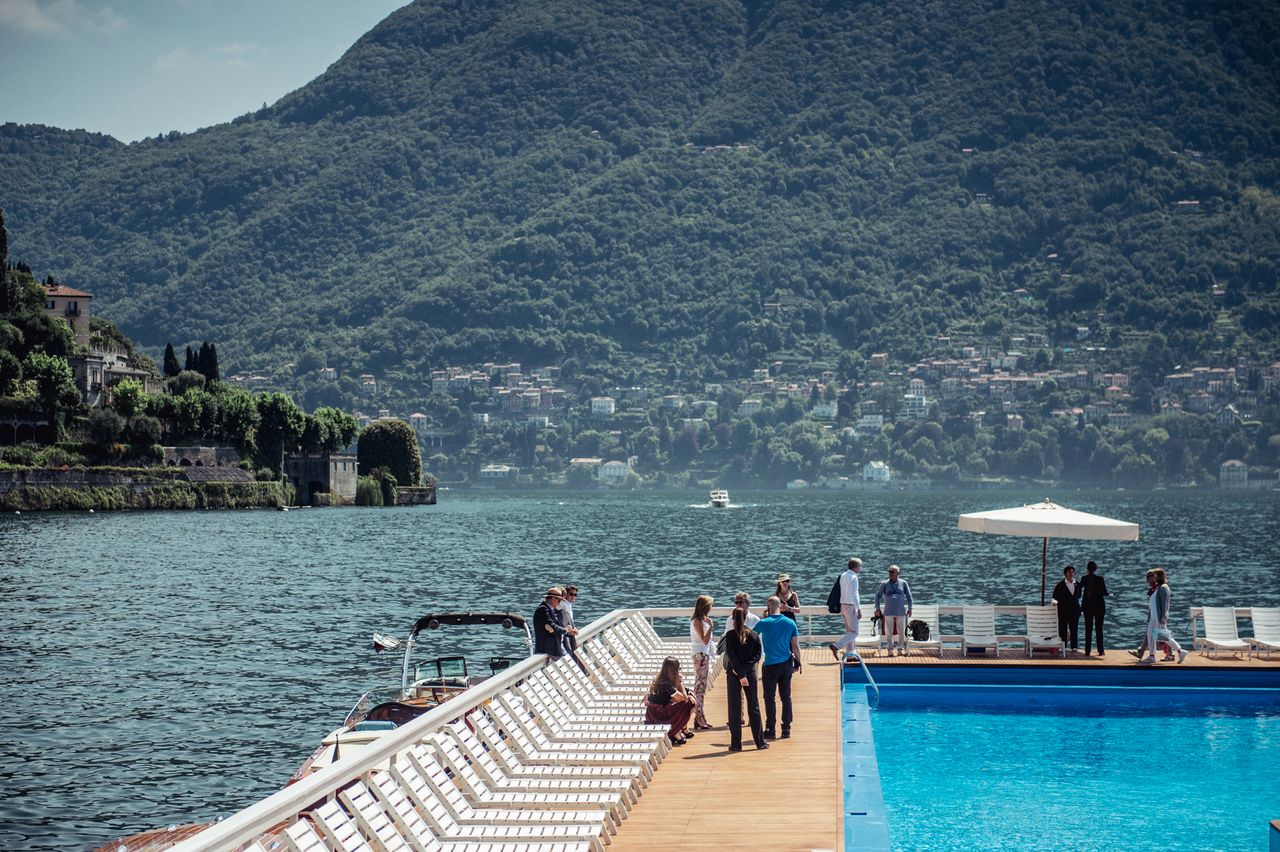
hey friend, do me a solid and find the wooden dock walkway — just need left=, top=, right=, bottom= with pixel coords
left=609, top=647, right=843, bottom=852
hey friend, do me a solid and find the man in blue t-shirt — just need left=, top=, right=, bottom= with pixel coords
left=754, top=596, right=802, bottom=739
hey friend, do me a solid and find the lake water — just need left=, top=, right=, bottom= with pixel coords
left=1, top=489, right=1276, bottom=850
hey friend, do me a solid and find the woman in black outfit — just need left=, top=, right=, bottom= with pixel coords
left=723, top=607, right=768, bottom=752
left=774, top=574, right=801, bottom=623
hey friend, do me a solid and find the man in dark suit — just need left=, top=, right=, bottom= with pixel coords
left=1080, top=560, right=1110, bottom=656
left=533, top=586, right=575, bottom=658
left=1052, top=565, right=1083, bottom=652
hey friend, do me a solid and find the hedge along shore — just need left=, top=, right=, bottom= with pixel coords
left=0, top=468, right=285, bottom=511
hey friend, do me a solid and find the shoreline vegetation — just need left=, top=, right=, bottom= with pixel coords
left=1, top=461, right=1270, bottom=513
left=0, top=466, right=439, bottom=512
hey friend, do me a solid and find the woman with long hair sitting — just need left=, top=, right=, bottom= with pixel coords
left=722, top=607, right=767, bottom=751
left=643, top=656, right=695, bottom=745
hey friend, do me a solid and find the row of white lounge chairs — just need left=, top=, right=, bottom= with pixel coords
left=248, top=614, right=690, bottom=852
left=851, top=604, right=1280, bottom=659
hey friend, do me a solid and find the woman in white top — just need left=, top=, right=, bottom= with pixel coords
left=689, top=594, right=715, bottom=730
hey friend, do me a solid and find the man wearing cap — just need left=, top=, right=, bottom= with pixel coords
left=534, top=587, right=576, bottom=658
left=874, top=565, right=913, bottom=656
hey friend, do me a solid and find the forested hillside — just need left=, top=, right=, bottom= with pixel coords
left=2, top=0, right=1278, bottom=386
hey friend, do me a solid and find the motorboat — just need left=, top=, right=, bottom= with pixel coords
left=93, top=610, right=531, bottom=850
left=288, top=610, right=531, bottom=783
left=709, top=489, right=730, bottom=508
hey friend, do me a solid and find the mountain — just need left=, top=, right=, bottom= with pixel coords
left=2, top=0, right=1278, bottom=391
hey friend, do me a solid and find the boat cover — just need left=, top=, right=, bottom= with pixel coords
left=409, top=611, right=528, bottom=638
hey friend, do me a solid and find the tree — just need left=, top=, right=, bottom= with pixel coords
left=87, top=407, right=124, bottom=448
left=173, top=389, right=208, bottom=438
left=110, top=377, right=146, bottom=419
left=23, top=351, right=80, bottom=431
left=168, top=369, right=206, bottom=395
left=214, top=385, right=260, bottom=450
left=128, top=415, right=162, bottom=448
left=313, top=406, right=360, bottom=453
left=162, top=342, right=180, bottom=377
left=0, top=349, right=19, bottom=395
left=184, top=345, right=196, bottom=372
left=358, top=418, right=422, bottom=486
left=256, top=392, right=305, bottom=472
left=196, top=341, right=220, bottom=383
left=0, top=208, right=13, bottom=316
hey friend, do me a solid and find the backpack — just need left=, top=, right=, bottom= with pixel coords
left=826, top=576, right=842, bottom=614
left=908, top=619, right=929, bottom=641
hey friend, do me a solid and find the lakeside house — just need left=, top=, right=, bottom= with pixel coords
left=42, top=282, right=92, bottom=349
left=1219, top=459, right=1248, bottom=489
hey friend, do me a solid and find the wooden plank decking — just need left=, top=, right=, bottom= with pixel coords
left=609, top=647, right=844, bottom=852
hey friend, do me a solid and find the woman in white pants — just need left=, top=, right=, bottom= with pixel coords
left=1142, top=567, right=1186, bottom=664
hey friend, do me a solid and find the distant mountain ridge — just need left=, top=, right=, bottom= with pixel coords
left=2, top=0, right=1277, bottom=389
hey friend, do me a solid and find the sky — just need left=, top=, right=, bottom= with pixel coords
left=0, top=0, right=407, bottom=142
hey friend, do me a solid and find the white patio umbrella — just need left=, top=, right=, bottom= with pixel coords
left=957, top=498, right=1139, bottom=605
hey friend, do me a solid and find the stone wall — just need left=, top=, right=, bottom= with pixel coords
left=395, top=484, right=438, bottom=505
left=0, top=468, right=282, bottom=511
left=161, top=446, right=243, bottom=468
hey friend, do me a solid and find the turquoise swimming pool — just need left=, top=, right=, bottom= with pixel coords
left=842, top=678, right=1280, bottom=851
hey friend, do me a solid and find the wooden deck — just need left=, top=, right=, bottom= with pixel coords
left=608, top=643, right=1277, bottom=852
left=609, top=647, right=843, bottom=852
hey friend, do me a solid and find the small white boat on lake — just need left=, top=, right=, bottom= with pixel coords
left=709, top=489, right=730, bottom=508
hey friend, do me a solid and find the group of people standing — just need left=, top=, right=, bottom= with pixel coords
left=1051, top=561, right=1110, bottom=654
left=640, top=579, right=805, bottom=752
left=1050, top=562, right=1187, bottom=662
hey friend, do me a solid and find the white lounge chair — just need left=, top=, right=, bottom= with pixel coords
left=962, top=605, right=999, bottom=657
left=442, top=720, right=641, bottom=803
left=1248, top=607, right=1280, bottom=659
left=907, top=605, right=942, bottom=657
left=855, top=618, right=884, bottom=656
left=337, top=779, right=418, bottom=851
left=496, top=691, right=670, bottom=757
left=306, top=798, right=375, bottom=852
left=380, top=765, right=605, bottom=851
left=542, top=658, right=649, bottom=714
left=429, top=732, right=630, bottom=822
left=473, top=711, right=656, bottom=780
left=403, top=745, right=617, bottom=838
left=1025, top=606, right=1065, bottom=657
left=1200, top=606, right=1251, bottom=658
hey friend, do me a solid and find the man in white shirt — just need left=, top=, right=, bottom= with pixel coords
left=829, top=558, right=862, bottom=660
left=722, top=591, right=761, bottom=635
left=557, top=583, right=578, bottom=646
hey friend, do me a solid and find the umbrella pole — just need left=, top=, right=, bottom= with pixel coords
left=1040, top=537, right=1048, bottom=606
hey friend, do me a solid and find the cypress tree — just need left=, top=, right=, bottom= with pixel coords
left=185, top=345, right=196, bottom=372
left=198, top=341, right=209, bottom=377
left=163, top=342, right=180, bottom=377
left=207, top=343, right=220, bottom=383
left=0, top=208, right=11, bottom=315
